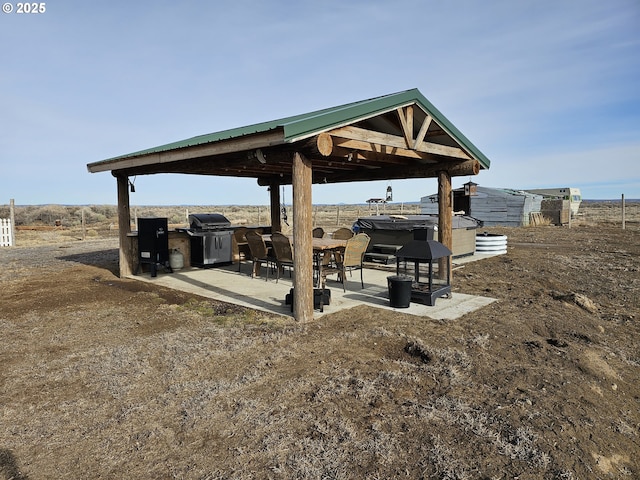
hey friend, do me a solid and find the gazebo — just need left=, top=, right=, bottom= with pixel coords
left=87, top=88, right=491, bottom=322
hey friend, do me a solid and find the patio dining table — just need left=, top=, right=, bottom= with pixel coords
left=261, top=234, right=347, bottom=287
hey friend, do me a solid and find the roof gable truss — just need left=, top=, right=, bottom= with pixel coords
left=317, top=103, right=472, bottom=162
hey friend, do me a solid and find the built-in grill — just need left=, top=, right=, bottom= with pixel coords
left=186, top=213, right=234, bottom=268
left=395, top=230, right=452, bottom=306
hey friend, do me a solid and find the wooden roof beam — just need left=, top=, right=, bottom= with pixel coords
left=298, top=132, right=431, bottom=164
left=257, top=159, right=480, bottom=186
left=396, top=106, right=413, bottom=148
left=317, top=159, right=480, bottom=184
left=88, top=131, right=286, bottom=173
left=325, top=126, right=471, bottom=160
left=324, top=147, right=438, bottom=169
left=413, top=113, right=433, bottom=150
left=331, top=138, right=427, bottom=161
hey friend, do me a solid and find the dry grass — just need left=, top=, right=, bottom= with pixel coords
left=3, top=200, right=638, bottom=248
left=1, top=202, right=639, bottom=479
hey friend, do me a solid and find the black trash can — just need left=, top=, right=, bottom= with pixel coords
left=387, top=275, right=413, bottom=308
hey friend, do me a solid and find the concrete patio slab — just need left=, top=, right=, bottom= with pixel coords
left=130, top=254, right=499, bottom=320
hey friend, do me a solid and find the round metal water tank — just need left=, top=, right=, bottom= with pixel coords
left=475, top=233, right=507, bottom=254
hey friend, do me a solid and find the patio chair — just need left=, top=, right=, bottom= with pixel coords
left=324, top=233, right=370, bottom=291
left=328, top=227, right=354, bottom=266
left=270, top=232, right=295, bottom=283
left=312, top=227, right=325, bottom=238
left=245, top=231, right=275, bottom=280
left=234, top=227, right=250, bottom=272
left=331, top=227, right=354, bottom=240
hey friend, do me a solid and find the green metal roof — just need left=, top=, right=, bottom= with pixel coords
left=98, top=88, right=490, bottom=169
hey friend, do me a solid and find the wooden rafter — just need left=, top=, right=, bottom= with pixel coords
left=318, top=159, right=480, bottom=184
left=256, top=159, right=480, bottom=186
left=396, top=106, right=413, bottom=148
left=331, top=138, right=428, bottom=161
left=326, top=126, right=471, bottom=160
left=414, top=113, right=433, bottom=150
left=91, top=131, right=286, bottom=174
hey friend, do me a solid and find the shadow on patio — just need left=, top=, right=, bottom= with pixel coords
left=130, top=255, right=498, bottom=320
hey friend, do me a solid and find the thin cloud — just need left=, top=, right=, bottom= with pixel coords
left=1, top=0, right=638, bottom=204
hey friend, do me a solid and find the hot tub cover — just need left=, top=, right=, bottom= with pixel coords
left=353, top=214, right=480, bottom=232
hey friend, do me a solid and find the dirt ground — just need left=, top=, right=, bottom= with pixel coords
left=1, top=207, right=639, bottom=479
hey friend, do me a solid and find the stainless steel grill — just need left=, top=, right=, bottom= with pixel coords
left=188, top=213, right=231, bottom=231
left=186, top=213, right=234, bottom=267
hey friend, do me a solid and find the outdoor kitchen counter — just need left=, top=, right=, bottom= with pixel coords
left=128, top=224, right=273, bottom=270
left=168, top=230, right=191, bottom=268
left=127, top=229, right=193, bottom=268
left=168, top=228, right=262, bottom=268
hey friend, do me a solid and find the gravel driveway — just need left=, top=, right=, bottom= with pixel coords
left=0, top=238, right=119, bottom=282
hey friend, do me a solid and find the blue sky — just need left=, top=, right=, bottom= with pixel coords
left=1, top=0, right=638, bottom=206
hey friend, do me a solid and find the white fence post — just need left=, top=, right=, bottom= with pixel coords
left=1, top=218, right=13, bottom=247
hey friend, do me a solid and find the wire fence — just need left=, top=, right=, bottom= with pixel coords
left=577, top=201, right=638, bottom=227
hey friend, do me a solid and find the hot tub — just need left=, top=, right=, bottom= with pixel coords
left=353, top=214, right=480, bottom=258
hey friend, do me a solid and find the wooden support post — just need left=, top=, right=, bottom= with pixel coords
left=292, top=152, right=313, bottom=322
left=437, top=170, right=452, bottom=281
left=116, top=174, right=134, bottom=277
left=269, top=181, right=281, bottom=233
